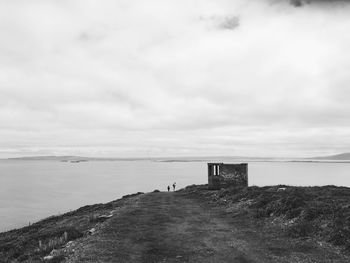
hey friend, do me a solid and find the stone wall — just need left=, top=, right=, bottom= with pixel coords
left=208, top=163, right=248, bottom=190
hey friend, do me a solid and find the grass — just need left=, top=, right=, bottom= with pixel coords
left=0, top=192, right=143, bottom=262
left=182, top=184, right=350, bottom=250
left=0, top=225, right=83, bottom=262
left=2, top=185, right=350, bottom=261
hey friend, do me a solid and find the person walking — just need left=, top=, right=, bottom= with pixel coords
left=167, top=185, right=170, bottom=192
left=172, top=182, right=176, bottom=191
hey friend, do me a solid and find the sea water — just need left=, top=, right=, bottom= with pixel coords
left=0, top=160, right=349, bottom=232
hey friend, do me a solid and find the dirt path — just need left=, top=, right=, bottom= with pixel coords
left=66, top=192, right=348, bottom=263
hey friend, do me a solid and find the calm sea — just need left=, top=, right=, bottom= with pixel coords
left=0, top=160, right=349, bottom=232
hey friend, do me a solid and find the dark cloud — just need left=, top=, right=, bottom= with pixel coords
left=218, top=16, right=240, bottom=30
left=198, top=15, right=239, bottom=30
left=290, top=0, right=303, bottom=6
left=289, top=0, right=350, bottom=7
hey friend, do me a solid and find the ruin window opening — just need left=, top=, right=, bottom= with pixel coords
left=213, top=164, right=220, bottom=176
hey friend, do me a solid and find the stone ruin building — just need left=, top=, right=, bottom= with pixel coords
left=207, top=163, right=248, bottom=190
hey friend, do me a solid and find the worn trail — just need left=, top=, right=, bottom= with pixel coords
left=66, top=192, right=347, bottom=263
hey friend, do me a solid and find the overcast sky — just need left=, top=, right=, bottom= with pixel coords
left=1, top=0, right=350, bottom=158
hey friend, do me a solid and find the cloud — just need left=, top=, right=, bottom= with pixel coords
left=289, top=0, right=350, bottom=7
left=200, top=15, right=240, bottom=30
left=1, top=0, right=350, bottom=157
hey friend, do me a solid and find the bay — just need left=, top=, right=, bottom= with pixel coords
left=0, top=160, right=349, bottom=232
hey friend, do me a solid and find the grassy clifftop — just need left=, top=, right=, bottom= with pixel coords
left=181, top=184, right=350, bottom=250
left=0, top=192, right=143, bottom=262
left=1, top=185, right=350, bottom=262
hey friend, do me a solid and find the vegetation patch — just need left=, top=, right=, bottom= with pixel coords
left=181, top=184, right=350, bottom=251
left=0, top=192, right=142, bottom=262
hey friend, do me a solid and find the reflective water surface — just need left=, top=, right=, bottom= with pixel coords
left=0, top=160, right=349, bottom=231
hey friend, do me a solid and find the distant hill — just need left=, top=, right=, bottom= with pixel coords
left=5, top=156, right=152, bottom=162
left=5, top=155, right=270, bottom=162
left=310, top=153, right=350, bottom=160
left=6, top=153, right=350, bottom=162
left=7, top=156, right=91, bottom=161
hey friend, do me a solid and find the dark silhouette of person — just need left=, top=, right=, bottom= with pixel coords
left=167, top=185, right=170, bottom=192
left=173, top=182, right=176, bottom=191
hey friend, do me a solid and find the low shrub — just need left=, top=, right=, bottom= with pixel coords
left=89, top=214, right=99, bottom=223
left=328, top=211, right=350, bottom=247
left=249, top=188, right=308, bottom=219
left=36, top=227, right=83, bottom=256
left=50, top=255, right=66, bottom=263
left=287, top=221, right=314, bottom=238
left=329, top=229, right=350, bottom=246
left=286, top=207, right=303, bottom=219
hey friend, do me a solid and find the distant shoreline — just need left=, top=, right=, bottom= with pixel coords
left=3, top=157, right=350, bottom=164
left=157, top=159, right=350, bottom=163
left=3, top=152, right=350, bottom=163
